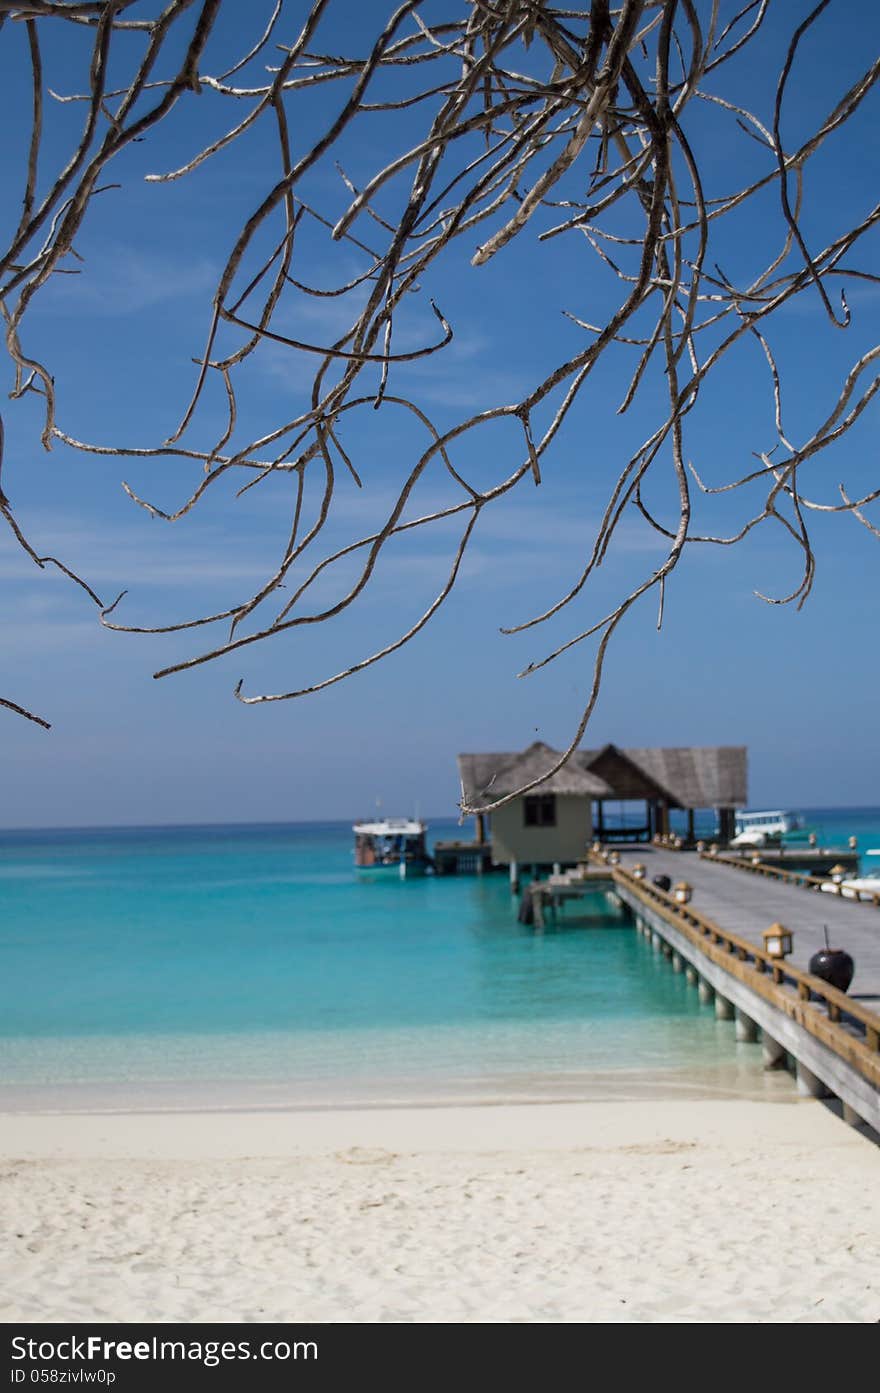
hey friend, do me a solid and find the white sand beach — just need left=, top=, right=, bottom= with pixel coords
left=1, top=1098, right=878, bottom=1324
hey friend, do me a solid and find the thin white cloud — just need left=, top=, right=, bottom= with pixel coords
left=33, top=245, right=218, bottom=317
left=0, top=521, right=278, bottom=590
left=2, top=617, right=107, bottom=654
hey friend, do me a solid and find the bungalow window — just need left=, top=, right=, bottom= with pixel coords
left=524, top=794, right=556, bottom=827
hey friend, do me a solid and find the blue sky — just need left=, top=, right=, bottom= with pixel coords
left=1, top=2, right=879, bottom=828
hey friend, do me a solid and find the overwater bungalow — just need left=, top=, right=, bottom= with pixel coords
left=444, top=741, right=747, bottom=874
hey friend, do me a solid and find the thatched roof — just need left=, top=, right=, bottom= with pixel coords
left=458, top=742, right=612, bottom=805
left=583, top=744, right=674, bottom=803
left=615, top=745, right=747, bottom=809
left=458, top=741, right=747, bottom=809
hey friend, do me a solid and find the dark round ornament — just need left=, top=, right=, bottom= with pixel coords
left=652, top=874, right=672, bottom=892
left=808, top=947, right=855, bottom=993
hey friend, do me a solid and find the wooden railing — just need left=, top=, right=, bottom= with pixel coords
left=701, top=850, right=880, bottom=909
left=610, top=865, right=880, bottom=1089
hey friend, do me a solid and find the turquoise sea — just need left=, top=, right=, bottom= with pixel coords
left=1, top=809, right=877, bottom=1111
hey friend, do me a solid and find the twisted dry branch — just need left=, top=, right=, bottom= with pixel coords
left=0, top=0, right=877, bottom=807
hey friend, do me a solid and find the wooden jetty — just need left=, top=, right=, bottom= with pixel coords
left=706, top=848, right=867, bottom=893
left=433, top=839, right=494, bottom=875
left=514, top=846, right=880, bottom=1132
left=610, top=847, right=879, bottom=1131
left=711, top=847, right=858, bottom=876
left=625, top=848, right=880, bottom=979
left=519, top=867, right=620, bottom=928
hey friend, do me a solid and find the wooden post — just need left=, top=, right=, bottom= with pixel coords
left=533, top=887, right=545, bottom=931
left=476, top=812, right=486, bottom=845
left=717, top=807, right=735, bottom=843
left=687, top=808, right=695, bottom=843
left=659, top=800, right=670, bottom=837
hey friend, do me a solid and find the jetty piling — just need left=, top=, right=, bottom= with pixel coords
left=735, top=1009, right=758, bottom=1044
left=762, top=1034, right=786, bottom=1071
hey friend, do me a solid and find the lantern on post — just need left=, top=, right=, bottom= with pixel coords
left=609, top=850, right=621, bottom=866
left=631, top=862, right=646, bottom=880
left=673, top=881, right=693, bottom=905
left=762, top=923, right=793, bottom=960
left=848, top=836, right=858, bottom=851
left=708, top=843, right=719, bottom=857
left=696, top=840, right=706, bottom=854
left=829, top=863, right=846, bottom=884
left=808, top=832, right=817, bottom=847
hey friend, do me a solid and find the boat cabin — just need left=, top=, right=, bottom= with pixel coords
left=731, top=810, right=803, bottom=846
left=353, top=818, right=431, bottom=876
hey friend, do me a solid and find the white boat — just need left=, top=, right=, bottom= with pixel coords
left=353, top=818, right=431, bottom=878
left=730, top=809, right=804, bottom=847
left=820, top=869, right=880, bottom=902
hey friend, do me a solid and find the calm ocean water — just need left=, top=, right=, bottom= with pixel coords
left=1, top=809, right=877, bottom=1110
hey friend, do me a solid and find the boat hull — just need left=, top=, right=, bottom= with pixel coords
left=355, top=859, right=431, bottom=879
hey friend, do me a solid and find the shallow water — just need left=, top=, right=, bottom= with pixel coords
left=1, top=811, right=876, bottom=1108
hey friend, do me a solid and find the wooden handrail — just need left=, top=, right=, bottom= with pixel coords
left=610, top=866, right=880, bottom=1086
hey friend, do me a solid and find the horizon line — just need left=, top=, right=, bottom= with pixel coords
left=1, top=804, right=880, bottom=836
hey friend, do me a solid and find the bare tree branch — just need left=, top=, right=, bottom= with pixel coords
left=0, top=0, right=878, bottom=812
